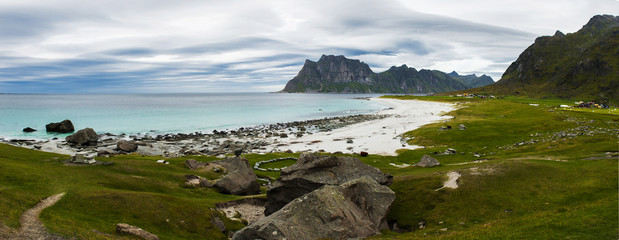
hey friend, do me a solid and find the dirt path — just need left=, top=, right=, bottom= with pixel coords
left=1, top=193, right=66, bottom=240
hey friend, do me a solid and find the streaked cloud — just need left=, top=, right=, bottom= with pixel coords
left=0, top=0, right=616, bottom=93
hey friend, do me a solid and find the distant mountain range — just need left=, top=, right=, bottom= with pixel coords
left=280, top=55, right=494, bottom=93
left=472, top=14, right=618, bottom=103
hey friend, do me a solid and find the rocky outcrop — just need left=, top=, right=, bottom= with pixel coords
left=212, top=157, right=260, bottom=195
left=45, top=120, right=74, bottom=133
left=416, top=155, right=441, bottom=167
left=281, top=54, right=474, bottom=93
left=116, top=223, right=159, bottom=240
left=185, top=159, right=209, bottom=170
left=117, top=140, right=138, bottom=152
left=65, top=128, right=98, bottom=146
left=264, top=153, right=392, bottom=215
left=232, top=177, right=395, bottom=240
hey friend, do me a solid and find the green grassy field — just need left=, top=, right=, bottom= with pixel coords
left=0, top=96, right=617, bottom=239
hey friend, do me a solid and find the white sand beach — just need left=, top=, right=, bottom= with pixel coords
left=265, top=98, right=456, bottom=156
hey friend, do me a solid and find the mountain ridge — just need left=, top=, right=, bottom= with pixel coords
left=281, top=55, right=490, bottom=93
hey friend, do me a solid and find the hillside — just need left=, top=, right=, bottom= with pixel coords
left=281, top=55, right=474, bottom=93
left=474, top=15, right=619, bottom=103
left=448, top=71, right=495, bottom=88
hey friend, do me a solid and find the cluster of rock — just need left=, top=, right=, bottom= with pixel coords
left=185, top=157, right=260, bottom=196
left=232, top=153, right=395, bottom=240
left=116, top=223, right=158, bottom=240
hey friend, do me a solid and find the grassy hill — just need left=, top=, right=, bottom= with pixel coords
left=0, top=96, right=617, bottom=239
left=469, top=15, right=619, bottom=104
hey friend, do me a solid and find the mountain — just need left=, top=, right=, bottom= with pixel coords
left=448, top=71, right=495, bottom=88
left=281, top=55, right=472, bottom=93
left=476, top=15, right=619, bottom=103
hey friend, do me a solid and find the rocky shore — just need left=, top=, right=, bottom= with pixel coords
left=1, top=98, right=456, bottom=157
left=1, top=114, right=391, bottom=158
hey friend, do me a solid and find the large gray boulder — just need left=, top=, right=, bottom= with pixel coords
left=264, top=153, right=392, bottom=215
left=212, top=157, right=260, bottom=195
left=46, top=119, right=74, bottom=133
left=65, top=128, right=98, bottom=145
left=416, top=155, right=441, bottom=167
left=232, top=177, right=395, bottom=240
left=117, top=140, right=138, bottom=152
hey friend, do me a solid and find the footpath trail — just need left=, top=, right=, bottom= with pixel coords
left=0, top=193, right=66, bottom=240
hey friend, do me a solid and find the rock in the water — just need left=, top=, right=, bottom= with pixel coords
left=117, top=140, right=138, bottom=152
left=416, top=155, right=441, bottom=167
left=212, top=157, right=260, bottom=195
left=264, top=153, right=392, bottom=215
left=116, top=223, right=159, bottom=240
left=23, top=127, right=37, bottom=132
left=233, top=177, right=395, bottom=240
left=46, top=119, right=74, bottom=133
left=65, top=128, right=98, bottom=145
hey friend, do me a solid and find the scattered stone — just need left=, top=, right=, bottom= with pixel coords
left=360, top=151, right=369, bottom=157
left=213, top=157, right=260, bottom=195
left=66, top=128, right=98, bottom=146
left=459, top=124, right=466, bottom=130
left=46, top=119, right=74, bottom=133
left=233, top=177, right=395, bottom=240
left=264, top=153, right=392, bottom=215
left=444, top=148, right=457, bottom=155
left=117, top=140, right=138, bottom=152
left=23, top=127, right=37, bottom=133
left=185, top=175, right=201, bottom=186
left=210, top=216, right=227, bottom=233
left=116, top=223, right=159, bottom=240
left=279, top=133, right=288, bottom=138
left=346, top=139, right=354, bottom=144
left=415, top=155, right=441, bottom=168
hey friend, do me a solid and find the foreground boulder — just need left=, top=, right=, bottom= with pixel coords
left=212, top=157, right=260, bottom=195
left=45, top=119, right=74, bottom=133
left=65, top=128, right=98, bottom=145
left=416, top=155, right=441, bottom=167
left=233, top=177, right=395, bottom=240
left=117, top=140, right=138, bottom=152
left=264, top=153, right=392, bottom=215
left=116, top=223, right=159, bottom=240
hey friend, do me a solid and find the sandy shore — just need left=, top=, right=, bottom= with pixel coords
left=3, top=98, right=455, bottom=157
left=264, top=98, right=455, bottom=156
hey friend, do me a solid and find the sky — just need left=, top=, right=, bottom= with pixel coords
left=0, top=0, right=617, bottom=93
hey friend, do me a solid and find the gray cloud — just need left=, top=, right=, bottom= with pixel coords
left=0, top=0, right=616, bottom=93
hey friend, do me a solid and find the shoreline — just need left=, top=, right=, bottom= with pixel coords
left=1, top=98, right=455, bottom=157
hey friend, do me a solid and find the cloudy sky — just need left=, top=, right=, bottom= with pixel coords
left=0, top=0, right=617, bottom=93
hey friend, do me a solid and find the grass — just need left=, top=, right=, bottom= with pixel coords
left=0, top=95, right=617, bottom=239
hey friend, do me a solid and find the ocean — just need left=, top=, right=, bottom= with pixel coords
left=0, top=93, right=387, bottom=140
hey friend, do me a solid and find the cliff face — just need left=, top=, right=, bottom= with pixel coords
left=282, top=55, right=473, bottom=93
left=479, top=15, right=618, bottom=103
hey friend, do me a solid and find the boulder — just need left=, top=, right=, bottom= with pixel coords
left=45, top=119, right=74, bottom=133
left=116, top=223, right=159, bottom=240
left=117, top=140, right=138, bottom=152
left=185, top=159, right=208, bottom=170
left=212, top=157, right=260, bottom=195
left=264, top=153, right=392, bottom=215
left=23, top=127, right=37, bottom=132
left=416, top=155, right=441, bottom=167
left=232, top=177, right=395, bottom=240
left=65, top=128, right=98, bottom=145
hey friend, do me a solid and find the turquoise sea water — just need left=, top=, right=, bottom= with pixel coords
left=0, top=93, right=386, bottom=140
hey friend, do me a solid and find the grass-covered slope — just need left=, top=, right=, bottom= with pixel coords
left=471, top=15, right=619, bottom=103
left=0, top=96, right=617, bottom=239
